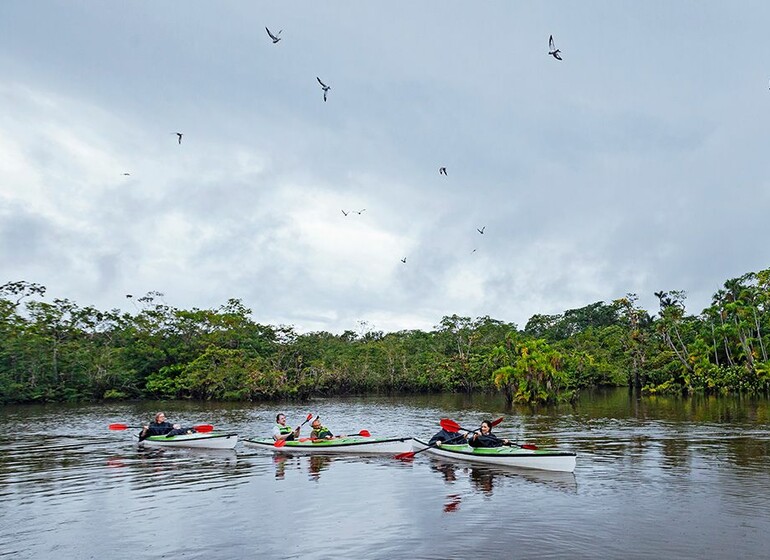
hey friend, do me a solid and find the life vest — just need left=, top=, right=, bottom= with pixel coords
left=313, top=426, right=333, bottom=439
left=276, top=424, right=295, bottom=440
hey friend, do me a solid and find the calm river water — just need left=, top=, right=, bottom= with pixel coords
left=1, top=389, right=769, bottom=559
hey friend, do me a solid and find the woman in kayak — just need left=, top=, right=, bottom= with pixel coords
left=310, top=417, right=343, bottom=441
left=140, top=412, right=193, bottom=440
left=466, top=419, right=510, bottom=448
left=272, top=413, right=300, bottom=442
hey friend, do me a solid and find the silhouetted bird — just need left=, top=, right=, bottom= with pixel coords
left=317, top=77, right=330, bottom=102
left=173, top=132, right=183, bottom=144
left=122, top=173, right=130, bottom=176
left=548, top=35, right=562, bottom=60
left=266, top=27, right=282, bottom=43
left=355, top=209, right=366, bottom=215
left=341, top=210, right=349, bottom=216
left=401, top=257, right=407, bottom=264
left=477, top=227, right=485, bottom=234
left=439, top=167, right=447, bottom=176
left=126, top=294, right=133, bottom=298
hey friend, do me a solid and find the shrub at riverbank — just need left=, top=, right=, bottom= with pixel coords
left=1, top=269, right=769, bottom=404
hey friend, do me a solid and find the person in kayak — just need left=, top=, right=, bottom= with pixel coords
left=429, top=427, right=465, bottom=446
left=310, top=417, right=343, bottom=441
left=466, top=419, right=510, bottom=448
left=273, top=413, right=301, bottom=442
left=140, top=412, right=193, bottom=440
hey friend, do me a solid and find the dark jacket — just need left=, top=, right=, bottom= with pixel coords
left=145, top=421, right=175, bottom=436
left=428, top=429, right=465, bottom=446
left=468, top=433, right=505, bottom=448
left=140, top=421, right=190, bottom=440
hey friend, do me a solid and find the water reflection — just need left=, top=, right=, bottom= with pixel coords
left=2, top=394, right=770, bottom=560
left=268, top=453, right=409, bottom=483
left=429, top=457, right=577, bottom=501
left=308, top=455, right=334, bottom=481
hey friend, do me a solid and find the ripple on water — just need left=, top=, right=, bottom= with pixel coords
left=1, top=396, right=770, bottom=560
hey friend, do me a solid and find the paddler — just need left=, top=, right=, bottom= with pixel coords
left=140, top=412, right=193, bottom=440
left=272, top=413, right=301, bottom=442
left=310, top=417, right=344, bottom=441
left=466, top=419, right=510, bottom=448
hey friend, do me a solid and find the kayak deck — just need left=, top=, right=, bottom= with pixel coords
left=244, top=435, right=412, bottom=454
left=412, top=438, right=576, bottom=473
left=140, top=432, right=239, bottom=449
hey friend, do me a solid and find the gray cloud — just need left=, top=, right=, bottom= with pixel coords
left=1, top=1, right=768, bottom=332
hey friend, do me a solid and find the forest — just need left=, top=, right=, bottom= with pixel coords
left=1, top=269, right=769, bottom=405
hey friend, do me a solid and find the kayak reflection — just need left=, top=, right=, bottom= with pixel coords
left=271, top=453, right=337, bottom=481
left=428, top=458, right=578, bottom=495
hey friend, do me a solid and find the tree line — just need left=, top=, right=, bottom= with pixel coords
left=1, top=269, right=769, bottom=405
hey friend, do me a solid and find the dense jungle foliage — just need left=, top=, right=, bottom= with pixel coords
left=1, top=269, right=769, bottom=405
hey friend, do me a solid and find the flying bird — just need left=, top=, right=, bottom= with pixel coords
left=477, top=227, right=485, bottom=234
left=401, top=257, right=407, bottom=264
left=341, top=210, right=349, bottom=216
left=173, top=132, right=183, bottom=144
left=265, top=27, right=282, bottom=43
left=317, top=77, right=330, bottom=102
left=439, top=167, right=447, bottom=176
left=548, top=35, right=562, bottom=60
left=122, top=172, right=130, bottom=176
left=355, top=209, right=366, bottom=215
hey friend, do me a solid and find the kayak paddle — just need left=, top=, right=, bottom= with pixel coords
left=505, top=441, right=539, bottom=450
left=313, top=430, right=371, bottom=441
left=395, top=416, right=505, bottom=460
left=274, top=413, right=314, bottom=447
left=442, top=418, right=537, bottom=449
left=109, top=423, right=215, bottom=432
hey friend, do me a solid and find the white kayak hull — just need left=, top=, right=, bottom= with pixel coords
left=244, top=436, right=412, bottom=454
left=140, top=432, right=238, bottom=449
left=411, top=438, right=576, bottom=473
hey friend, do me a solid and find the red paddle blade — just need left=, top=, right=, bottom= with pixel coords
left=490, top=416, right=504, bottom=427
left=193, top=424, right=214, bottom=433
left=108, top=423, right=131, bottom=431
left=440, top=418, right=461, bottom=433
left=305, top=413, right=313, bottom=421
left=521, top=443, right=538, bottom=450
left=274, top=439, right=287, bottom=447
left=394, top=451, right=416, bottom=460
left=358, top=430, right=371, bottom=437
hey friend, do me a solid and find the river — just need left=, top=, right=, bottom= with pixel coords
left=0, top=389, right=768, bottom=559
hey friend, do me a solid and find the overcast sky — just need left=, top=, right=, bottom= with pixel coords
left=1, top=1, right=769, bottom=334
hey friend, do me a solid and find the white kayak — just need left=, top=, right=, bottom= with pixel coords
left=411, top=438, right=576, bottom=473
left=139, top=432, right=238, bottom=449
left=244, top=435, right=412, bottom=454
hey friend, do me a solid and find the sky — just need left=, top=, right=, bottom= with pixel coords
left=1, top=1, right=769, bottom=335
